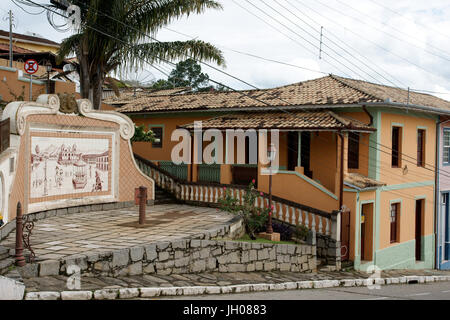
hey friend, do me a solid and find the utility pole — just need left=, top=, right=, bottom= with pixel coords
left=8, top=10, right=13, bottom=68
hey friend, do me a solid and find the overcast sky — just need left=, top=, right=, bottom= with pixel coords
left=2, top=0, right=450, bottom=99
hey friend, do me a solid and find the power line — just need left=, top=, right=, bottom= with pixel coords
left=294, top=0, right=450, bottom=85
left=280, top=0, right=409, bottom=88
left=336, top=0, right=450, bottom=60
left=367, top=0, right=450, bottom=42
left=162, top=25, right=328, bottom=76
left=23, top=0, right=450, bottom=183
left=230, top=0, right=352, bottom=78
left=247, top=0, right=375, bottom=83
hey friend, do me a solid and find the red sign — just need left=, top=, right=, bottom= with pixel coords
left=24, top=59, right=39, bottom=75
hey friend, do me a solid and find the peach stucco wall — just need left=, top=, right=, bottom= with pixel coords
left=0, top=65, right=76, bottom=103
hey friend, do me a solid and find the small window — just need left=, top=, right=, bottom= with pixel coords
left=417, top=129, right=426, bottom=167
left=151, top=127, right=163, bottom=148
left=348, top=132, right=360, bottom=169
left=444, top=130, right=450, bottom=164
left=390, top=203, right=400, bottom=243
left=392, top=126, right=402, bottom=168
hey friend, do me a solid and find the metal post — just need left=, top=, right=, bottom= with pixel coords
left=8, top=10, right=13, bottom=68
left=266, top=163, right=273, bottom=234
left=15, top=202, right=25, bottom=267
left=138, top=186, right=147, bottom=225
left=29, top=74, right=33, bottom=101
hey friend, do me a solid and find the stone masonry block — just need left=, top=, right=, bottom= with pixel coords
left=39, top=260, right=60, bottom=277
left=130, top=247, right=144, bottom=262
left=112, top=249, right=130, bottom=268
left=144, top=244, right=157, bottom=261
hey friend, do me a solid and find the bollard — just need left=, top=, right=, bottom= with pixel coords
left=15, top=202, right=25, bottom=267
left=138, top=186, right=147, bottom=225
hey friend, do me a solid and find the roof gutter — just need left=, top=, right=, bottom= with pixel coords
left=121, top=101, right=450, bottom=117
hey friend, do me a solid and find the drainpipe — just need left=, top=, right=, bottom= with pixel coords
left=338, top=131, right=344, bottom=211
left=362, top=105, right=373, bottom=126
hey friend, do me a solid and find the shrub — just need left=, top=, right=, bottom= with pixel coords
left=293, top=223, right=310, bottom=243
left=218, top=181, right=269, bottom=240
left=272, top=221, right=293, bottom=241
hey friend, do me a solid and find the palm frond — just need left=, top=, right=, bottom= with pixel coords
left=127, top=40, right=225, bottom=69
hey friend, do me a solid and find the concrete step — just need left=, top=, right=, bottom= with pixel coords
left=0, top=258, right=14, bottom=275
left=0, top=246, right=9, bottom=256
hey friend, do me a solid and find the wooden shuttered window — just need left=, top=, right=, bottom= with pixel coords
left=391, top=126, right=401, bottom=168
left=417, top=129, right=425, bottom=167
left=348, top=132, right=360, bottom=169
left=390, top=203, right=400, bottom=243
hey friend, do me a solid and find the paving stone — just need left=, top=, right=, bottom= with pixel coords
left=39, top=260, right=60, bottom=277
left=25, top=291, right=60, bottom=300
left=119, top=288, right=140, bottom=299
left=94, top=289, right=118, bottom=300
left=61, top=291, right=93, bottom=300
left=140, top=287, right=161, bottom=297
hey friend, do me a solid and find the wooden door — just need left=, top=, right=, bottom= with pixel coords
left=287, top=132, right=298, bottom=171
left=415, top=199, right=423, bottom=261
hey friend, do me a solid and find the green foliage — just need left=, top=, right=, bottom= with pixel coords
left=150, top=58, right=230, bottom=92
left=55, top=0, right=225, bottom=108
left=218, top=181, right=270, bottom=240
left=131, top=125, right=156, bottom=143
left=293, top=223, right=310, bottom=243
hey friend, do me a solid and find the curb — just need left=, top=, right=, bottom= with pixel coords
left=23, top=275, right=450, bottom=300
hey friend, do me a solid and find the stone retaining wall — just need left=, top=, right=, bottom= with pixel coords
left=317, top=234, right=341, bottom=270
left=20, top=225, right=316, bottom=278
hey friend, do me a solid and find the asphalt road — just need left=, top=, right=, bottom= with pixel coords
left=158, top=282, right=450, bottom=300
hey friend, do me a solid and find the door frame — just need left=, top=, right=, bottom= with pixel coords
left=440, top=192, right=450, bottom=269
left=358, top=200, right=375, bottom=263
left=415, top=198, right=425, bottom=261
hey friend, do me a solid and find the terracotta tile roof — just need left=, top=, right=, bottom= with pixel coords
left=0, top=43, right=36, bottom=54
left=117, top=75, right=450, bottom=114
left=344, top=173, right=386, bottom=190
left=181, top=110, right=375, bottom=132
left=0, top=30, right=59, bottom=47
left=103, top=87, right=191, bottom=105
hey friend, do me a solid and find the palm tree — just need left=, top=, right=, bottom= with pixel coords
left=56, top=0, right=225, bottom=110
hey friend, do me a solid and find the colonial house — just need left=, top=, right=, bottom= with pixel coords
left=113, top=75, right=450, bottom=271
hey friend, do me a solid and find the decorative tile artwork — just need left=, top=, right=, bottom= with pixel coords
left=30, top=136, right=110, bottom=199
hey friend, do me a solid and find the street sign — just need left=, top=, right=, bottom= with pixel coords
left=24, top=59, right=38, bottom=75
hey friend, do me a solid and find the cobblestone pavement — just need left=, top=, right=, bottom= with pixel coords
left=22, top=269, right=450, bottom=292
left=0, top=204, right=233, bottom=261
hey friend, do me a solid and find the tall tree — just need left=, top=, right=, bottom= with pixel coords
left=55, top=0, right=225, bottom=109
left=151, top=58, right=229, bottom=91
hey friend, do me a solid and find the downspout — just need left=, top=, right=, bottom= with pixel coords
left=338, top=131, right=344, bottom=211
left=436, top=120, right=440, bottom=269
left=190, top=133, right=194, bottom=182
left=362, top=105, right=373, bottom=126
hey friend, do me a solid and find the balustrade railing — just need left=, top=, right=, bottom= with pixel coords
left=134, top=153, right=340, bottom=239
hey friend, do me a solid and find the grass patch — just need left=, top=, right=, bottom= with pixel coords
left=236, top=234, right=297, bottom=245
